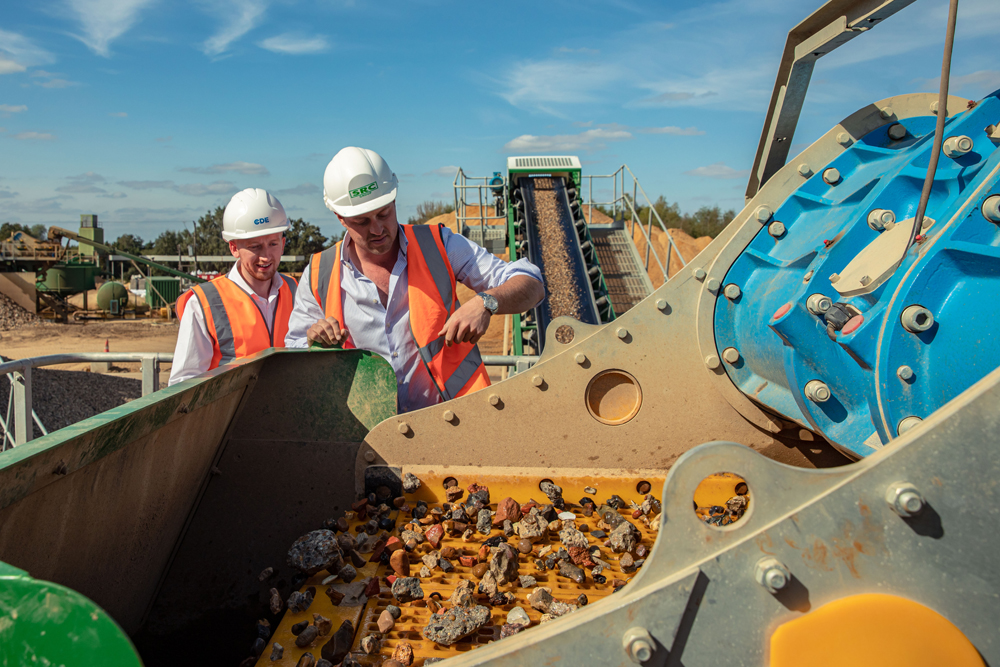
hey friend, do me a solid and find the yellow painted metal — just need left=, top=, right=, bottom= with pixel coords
left=585, top=370, right=643, bottom=425
left=692, top=471, right=748, bottom=508
left=259, top=471, right=666, bottom=666
left=770, top=593, right=984, bottom=667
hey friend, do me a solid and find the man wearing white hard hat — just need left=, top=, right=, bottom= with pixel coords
left=168, top=188, right=299, bottom=385
left=285, top=147, right=545, bottom=412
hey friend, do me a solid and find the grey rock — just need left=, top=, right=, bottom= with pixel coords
left=478, top=570, right=499, bottom=597
left=549, top=600, right=577, bottom=617
left=391, top=577, right=424, bottom=603
left=477, top=509, right=492, bottom=534
left=295, top=625, right=319, bottom=648
left=558, top=561, right=585, bottom=584
left=337, top=564, right=357, bottom=584
left=609, top=521, right=640, bottom=553
left=399, top=530, right=424, bottom=545
left=584, top=486, right=597, bottom=494
left=269, top=642, right=284, bottom=661
left=503, top=519, right=514, bottom=536
left=439, top=557, right=455, bottom=573
left=518, top=513, right=547, bottom=541
left=526, top=586, right=553, bottom=612
left=500, top=623, right=524, bottom=639
left=518, top=574, right=537, bottom=588
left=489, top=543, right=519, bottom=586
left=287, top=590, right=314, bottom=613
left=421, top=605, right=491, bottom=645
left=287, top=530, right=343, bottom=576
left=449, top=579, right=476, bottom=607
left=419, top=565, right=432, bottom=578
left=507, top=606, right=530, bottom=627
left=387, top=604, right=402, bottom=619
left=402, top=472, right=422, bottom=493
left=558, top=526, right=588, bottom=549
left=539, top=480, right=563, bottom=501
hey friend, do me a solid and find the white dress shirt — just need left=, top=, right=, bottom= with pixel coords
left=285, top=226, right=542, bottom=412
left=168, top=264, right=285, bottom=386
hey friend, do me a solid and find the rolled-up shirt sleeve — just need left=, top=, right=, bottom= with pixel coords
left=442, top=227, right=543, bottom=296
left=168, top=297, right=216, bottom=386
left=284, top=262, right=326, bottom=348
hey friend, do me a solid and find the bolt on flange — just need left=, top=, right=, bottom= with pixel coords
left=885, top=482, right=925, bottom=517
left=900, top=305, right=934, bottom=333
left=755, top=557, right=790, bottom=593
left=806, top=294, right=832, bottom=315
left=804, top=380, right=831, bottom=403
left=622, top=626, right=655, bottom=664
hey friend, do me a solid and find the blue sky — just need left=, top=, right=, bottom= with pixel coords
left=2, top=0, right=998, bottom=242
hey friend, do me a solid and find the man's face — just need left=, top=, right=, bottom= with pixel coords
left=338, top=201, right=398, bottom=256
left=229, top=233, right=284, bottom=282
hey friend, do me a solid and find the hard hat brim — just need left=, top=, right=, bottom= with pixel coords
left=221, top=224, right=289, bottom=242
left=329, top=188, right=397, bottom=217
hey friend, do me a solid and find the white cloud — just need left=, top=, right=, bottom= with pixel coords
left=180, top=161, right=269, bottom=175
left=98, top=191, right=128, bottom=199
left=0, top=29, right=55, bottom=72
left=68, top=172, right=107, bottom=184
left=0, top=105, right=27, bottom=114
left=0, top=188, right=18, bottom=199
left=684, top=162, right=749, bottom=179
left=64, top=0, right=158, bottom=57
left=119, top=178, right=238, bottom=196
left=275, top=183, right=319, bottom=196
left=501, top=60, right=624, bottom=115
left=113, top=206, right=199, bottom=222
left=13, top=131, right=56, bottom=141
left=424, top=166, right=459, bottom=177
left=202, top=0, right=270, bottom=56
left=57, top=184, right=108, bottom=193
left=109, top=111, right=128, bottom=117
left=557, top=47, right=599, bottom=55
left=915, top=69, right=1000, bottom=97
left=259, top=33, right=329, bottom=55
left=637, top=125, right=705, bottom=136
left=503, top=128, right=631, bottom=153
left=35, top=78, right=79, bottom=89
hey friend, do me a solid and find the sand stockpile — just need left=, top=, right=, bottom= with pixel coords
left=629, top=225, right=712, bottom=288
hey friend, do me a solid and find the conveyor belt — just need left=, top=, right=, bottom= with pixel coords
left=519, top=177, right=600, bottom=345
left=591, top=228, right=653, bottom=315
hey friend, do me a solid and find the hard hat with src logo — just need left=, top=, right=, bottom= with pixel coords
left=323, top=147, right=398, bottom=217
left=222, top=188, right=289, bottom=241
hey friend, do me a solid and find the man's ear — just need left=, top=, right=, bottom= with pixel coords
left=228, top=240, right=240, bottom=258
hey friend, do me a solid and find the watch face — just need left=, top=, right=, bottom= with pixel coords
left=481, top=293, right=498, bottom=313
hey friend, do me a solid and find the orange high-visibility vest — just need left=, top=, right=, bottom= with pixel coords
left=176, top=273, right=297, bottom=370
left=309, top=224, right=490, bottom=400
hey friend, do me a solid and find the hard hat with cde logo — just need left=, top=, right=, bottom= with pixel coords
left=222, top=188, right=289, bottom=241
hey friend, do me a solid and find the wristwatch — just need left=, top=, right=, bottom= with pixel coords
left=477, top=292, right=499, bottom=315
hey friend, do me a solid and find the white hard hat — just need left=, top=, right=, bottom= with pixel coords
left=323, top=147, right=398, bottom=216
left=222, top=188, right=289, bottom=241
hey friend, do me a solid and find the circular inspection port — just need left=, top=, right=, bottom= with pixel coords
left=442, top=477, right=458, bottom=489
left=693, top=472, right=751, bottom=529
left=554, top=324, right=575, bottom=344
left=585, top=370, right=642, bottom=425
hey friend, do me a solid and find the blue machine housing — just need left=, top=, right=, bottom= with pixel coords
left=714, top=91, right=1000, bottom=458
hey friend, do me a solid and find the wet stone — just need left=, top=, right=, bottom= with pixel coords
left=419, top=565, right=432, bottom=578
left=295, top=625, right=319, bottom=648
left=402, top=472, right=422, bottom=493
left=251, top=637, right=266, bottom=658
left=490, top=591, right=516, bottom=606
left=313, top=614, right=332, bottom=637
left=390, top=550, right=410, bottom=577
left=500, top=623, right=524, bottom=639
left=336, top=532, right=356, bottom=552
left=287, top=530, right=342, bottom=576
left=576, top=594, right=588, bottom=606
left=507, top=606, right=530, bottom=627
left=494, top=497, right=522, bottom=525
left=338, top=564, right=358, bottom=584
left=287, top=590, right=313, bottom=613
left=478, top=570, right=499, bottom=597
left=471, top=563, right=488, bottom=579
left=489, top=543, right=520, bottom=585
left=269, top=642, right=284, bottom=661
left=364, top=576, right=380, bottom=598
left=558, top=561, right=585, bottom=584
left=517, top=539, right=533, bottom=555
left=258, top=567, right=274, bottom=582
left=324, top=587, right=345, bottom=606
left=321, top=620, right=354, bottom=665
left=295, top=653, right=315, bottom=667
left=360, top=634, right=381, bottom=655
left=539, top=480, right=563, bottom=501
left=391, top=577, right=424, bottom=603
left=584, top=486, right=597, bottom=495
left=606, top=495, right=626, bottom=509
left=387, top=604, right=402, bottom=619
left=449, top=579, right=475, bottom=607
left=518, top=574, right=537, bottom=588
left=425, top=524, right=444, bottom=549
left=292, top=621, right=309, bottom=636
left=421, top=604, right=492, bottom=645
left=378, top=609, right=395, bottom=633
left=484, top=535, right=505, bottom=548
left=559, top=526, right=588, bottom=549
left=593, top=573, right=607, bottom=584
left=355, top=533, right=373, bottom=553
left=620, top=553, right=636, bottom=573
left=609, top=521, right=640, bottom=553
left=439, top=558, right=455, bottom=573
left=392, top=641, right=415, bottom=666
left=477, top=509, right=492, bottom=534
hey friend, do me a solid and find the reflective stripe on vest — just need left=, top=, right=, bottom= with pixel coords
left=314, top=225, right=490, bottom=400
left=189, top=273, right=296, bottom=371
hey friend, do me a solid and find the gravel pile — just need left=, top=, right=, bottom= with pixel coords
left=530, top=178, right=585, bottom=323
left=1, top=356, right=141, bottom=433
left=0, top=293, right=38, bottom=332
